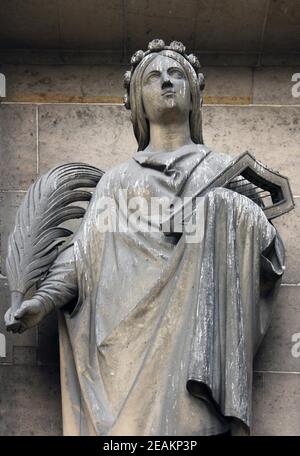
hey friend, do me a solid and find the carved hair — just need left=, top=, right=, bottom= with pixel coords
left=124, top=40, right=205, bottom=151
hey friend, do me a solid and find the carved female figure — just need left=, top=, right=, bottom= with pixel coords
left=5, top=40, right=287, bottom=436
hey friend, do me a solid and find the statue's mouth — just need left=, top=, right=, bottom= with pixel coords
left=162, top=89, right=176, bottom=96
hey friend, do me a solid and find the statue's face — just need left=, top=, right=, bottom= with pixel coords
left=141, top=55, right=191, bottom=124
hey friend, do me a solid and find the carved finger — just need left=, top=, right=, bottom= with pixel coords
left=14, top=304, right=30, bottom=320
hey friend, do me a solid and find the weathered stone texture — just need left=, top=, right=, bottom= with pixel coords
left=2, top=64, right=125, bottom=102
left=272, top=201, right=300, bottom=284
left=0, top=192, right=26, bottom=275
left=253, top=372, right=300, bottom=436
left=253, top=67, right=300, bottom=105
left=203, top=105, right=300, bottom=194
left=38, top=105, right=137, bottom=173
left=254, top=286, right=300, bottom=373
left=0, top=105, right=37, bottom=190
left=204, top=66, right=252, bottom=104
left=0, top=365, right=61, bottom=435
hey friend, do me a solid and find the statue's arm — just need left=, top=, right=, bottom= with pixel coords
left=5, top=244, right=78, bottom=333
left=34, top=244, right=78, bottom=312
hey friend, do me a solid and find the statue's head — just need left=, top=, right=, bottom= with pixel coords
left=124, top=39, right=205, bottom=151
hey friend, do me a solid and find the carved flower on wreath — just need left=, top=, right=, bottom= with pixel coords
left=131, top=50, right=145, bottom=67
left=169, top=41, right=186, bottom=54
left=148, top=39, right=165, bottom=52
left=124, top=93, right=130, bottom=110
left=198, top=73, right=205, bottom=90
left=187, top=54, right=200, bottom=71
left=123, top=70, right=131, bottom=89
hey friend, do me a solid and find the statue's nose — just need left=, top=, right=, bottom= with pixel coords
left=161, top=77, right=173, bottom=90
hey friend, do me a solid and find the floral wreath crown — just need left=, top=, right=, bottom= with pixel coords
left=123, top=39, right=205, bottom=110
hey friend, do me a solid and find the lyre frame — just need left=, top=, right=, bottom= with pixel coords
left=161, top=152, right=294, bottom=234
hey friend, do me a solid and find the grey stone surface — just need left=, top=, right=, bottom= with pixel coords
left=260, top=53, right=300, bottom=67
left=263, top=1, right=300, bottom=52
left=203, top=105, right=300, bottom=194
left=252, top=372, right=300, bottom=436
left=2, top=64, right=125, bottom=102
left=0, top=105, right=37, bottom=191
left=272, top=200, right=300, bottom=284
left=203, top=66, right=252, bottom=103
left=0, top=192, right=25, bottom=275
left=252, top=372, right=264, bottom=434
left=0, top=49, right=264, bottom=67
left=0, top=364, right=62, bottom=435
left=254, top=286, right=300, bottom=373
left=38, top=105, right=137, bottom=173
left=194, top=0, right=268, bottom=52
left=0, top=49, right=125, bottom=65
left=58, top=0, right=123, bottom=50
left=0, top=1, right=60, bottom=49
left=253, top=67, right=300, bottom=105
left=0, top=0, right=123, bottom=51
left=13, top=346, right=37, bottom=365
left=126, top=0, right=197, bottom=52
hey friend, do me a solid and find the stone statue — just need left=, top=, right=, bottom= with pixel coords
left=4, top=39, right=294, bottom=436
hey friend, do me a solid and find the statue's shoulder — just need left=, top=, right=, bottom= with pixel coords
left=204, top=146, right=235, bottom=168
left=205, top=146, right=234, bottom=164
left=94, top=158, right=136, bottom=194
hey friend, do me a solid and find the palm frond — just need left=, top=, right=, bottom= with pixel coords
left=6, top=163, right=104, bottom=295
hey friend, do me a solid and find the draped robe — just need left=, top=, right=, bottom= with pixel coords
left=35, top=144, right=284, bottom=436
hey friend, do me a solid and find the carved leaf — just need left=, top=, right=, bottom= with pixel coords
left=6, top=163, right=104, bottom=295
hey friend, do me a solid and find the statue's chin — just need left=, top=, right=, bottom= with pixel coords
left=155, top=102, right=189, bottom=124
left=163, top=97, right=176, bottom=109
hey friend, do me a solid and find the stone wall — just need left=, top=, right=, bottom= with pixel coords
left=0, top=60, right=299, bottom=435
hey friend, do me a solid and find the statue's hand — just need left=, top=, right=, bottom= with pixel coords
left=5, top=298, right=48, bottom=333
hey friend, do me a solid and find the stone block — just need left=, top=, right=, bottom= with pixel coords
left=260, top=54, right=300, bottom=67
left=0, top=192, right=25, bottom=275
left=38, top=104, right=137, bottom=174
left=252, top=372, right=264, bottom=434
left=0, top=0, right=123, bottom=52
left=13, top=346, right=37, bottom=366
left=203, top=105, right=300, bottom=194
left=58, top=0, right=123, bottom=50
left=0, top=105, right=37, bottom=191
left=253, top=372, right=300, bottom=436
left=194, top=0, right=267, bottom=52
left=0, top=364, right=62, bottom=435
left=0, top=1, right=59, bottom=49
left=2, top=64, right=125, bottom=103
left=253, top=67, right=300, bottom=105
left=126, top=0, right=197, bottom=52
left=263, top=1, right=300, bottom=52
left=203, top=67, right=252, bottom=104
left=254, top=286, right=300, bottom=373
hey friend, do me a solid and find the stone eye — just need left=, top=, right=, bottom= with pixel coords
left=146, top=72, right=160, bottom=83
left=168, top=68, right=184, bottom=79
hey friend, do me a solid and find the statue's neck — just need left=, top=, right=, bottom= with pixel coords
left=146, top=121, right=194, bottom=153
